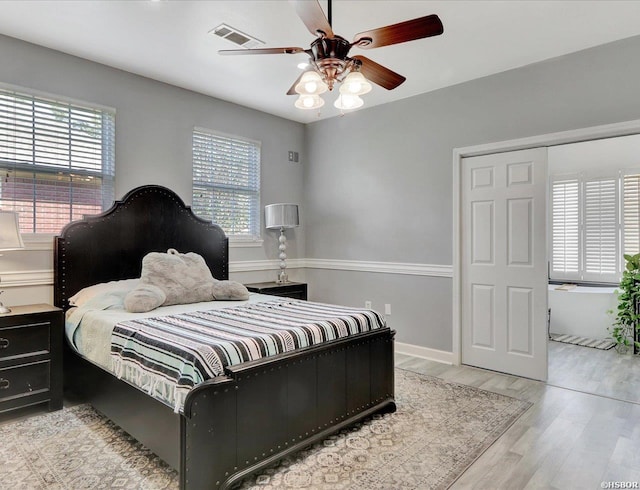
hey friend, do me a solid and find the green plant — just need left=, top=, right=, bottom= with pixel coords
left=608, top=253, right=640, bottom=353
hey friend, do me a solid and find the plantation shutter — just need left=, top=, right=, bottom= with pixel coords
left=0, top=87, right=115, bottom=234
left=192, top=129, right=261, bottom=238
left=622, top=173, right=640, bottom=257
left=583, top=177, right=619, bottom=281
left=550, top=177, right=580, bottom=280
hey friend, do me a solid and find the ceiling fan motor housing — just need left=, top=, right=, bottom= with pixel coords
left=310, top=36, right=351, bottom=61
left=310, top=36, right=355, bottom=89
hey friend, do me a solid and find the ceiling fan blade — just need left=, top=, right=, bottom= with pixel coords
left=353, top=14, right=443, bottom=49
left=290, top=0, right=334, bottom=38
left=219, top=47, right=307, bottom=55
left=351, top=55, right=406, bottom=90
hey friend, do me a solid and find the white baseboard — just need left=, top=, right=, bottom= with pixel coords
left=395, top=342, right=454, bottom=365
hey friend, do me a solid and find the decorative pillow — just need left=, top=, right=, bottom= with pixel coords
left=69, top=278, right=140, bottom=307
left=124, top=249, right=249, bottom=313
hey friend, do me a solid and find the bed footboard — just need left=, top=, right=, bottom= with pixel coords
left=181, top=328, right=396, bottom=489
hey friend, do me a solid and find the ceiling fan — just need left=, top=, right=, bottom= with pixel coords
left=219, top=0, right=443, bottom=110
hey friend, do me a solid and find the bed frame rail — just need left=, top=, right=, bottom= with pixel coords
left=182, top=328, right=396, bottom=489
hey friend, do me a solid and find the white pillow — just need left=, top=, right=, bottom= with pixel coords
left=69, top=278, right=140, bottom=307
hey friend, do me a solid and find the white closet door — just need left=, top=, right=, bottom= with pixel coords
left=461, top=148, right=548, bottom=381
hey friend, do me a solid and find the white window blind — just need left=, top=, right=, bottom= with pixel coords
left=583, top=178, right=619, bottom=281
left=192, top=129, right=261, bottom=238
left=623, top=173, right=640, bottom=257
left=551, top=178, right=580, bottom=278
left=0, top=87, right=115, bottom=234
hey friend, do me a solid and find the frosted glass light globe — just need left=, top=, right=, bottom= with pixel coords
left=339, top=72, right=372, bottom=96
left=334, top=94, right=364, bottom=110
left=294, top=71, right=327, bottom=95
left=295, top=94, right=324, bottom=110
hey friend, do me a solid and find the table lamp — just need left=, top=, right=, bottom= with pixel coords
left=265, top=203, right=299, bottom=284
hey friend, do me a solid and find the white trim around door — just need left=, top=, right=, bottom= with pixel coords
left=453, top=118, right=640, bottom=367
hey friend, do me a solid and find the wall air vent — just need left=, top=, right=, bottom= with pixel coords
left=210, top=24, right=264, bottom=49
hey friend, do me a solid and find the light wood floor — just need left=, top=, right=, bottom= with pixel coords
left=3, top=351, right=639, bottom=489
left=548, top=339, right=640, bottom=404
left=397, top=352, right=640, bottom=489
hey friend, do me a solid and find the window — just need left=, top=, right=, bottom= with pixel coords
left=583, top=177, right=618, bottom=280
left=550, top=171, right=640, bottom=283
left=0, top=86, right=115, bottom=234
left=622, top=173, right=640, bottom=257
left=192, top=128, right=261, bottom=239
left=551, top=177, right=580, bottom=279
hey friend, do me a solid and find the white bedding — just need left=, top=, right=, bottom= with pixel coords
left=67, top=289, right=388, bottom=413
left=68, top=291, right=276, bottom=370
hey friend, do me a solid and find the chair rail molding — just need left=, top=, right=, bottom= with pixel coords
left=12, top=259, right=453, bottom=288
left=304, top=258, right=453, bottom=278
left=229, top=258, right=306, bottom=273
left=230, top=258, right=453, bottom=277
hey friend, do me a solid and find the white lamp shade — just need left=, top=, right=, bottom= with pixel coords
left=294, top=71, right=328, bottom=95
left=339, top=71, right=372, bottom=96
left=0, top=211, right=24, bottom=250
left=295, top=94, right=325, bottom=110
left=334, top=93, right=364, bottom=110
left=265, top=204, right=299, bottom=229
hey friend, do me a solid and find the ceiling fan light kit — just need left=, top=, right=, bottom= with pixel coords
left=339, top=71, right=372, bottom=96
left=294, top=71, right=328, bottom=95
left=334, top=93, right=363, bottom=110
left=219, top=0, right=443, bottom=113
left=295, top=94, right=325, bottom=109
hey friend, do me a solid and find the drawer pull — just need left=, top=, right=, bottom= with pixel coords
left=0, top=338, right=9, bottom=349
left=0, top=378, right=9, bottom=390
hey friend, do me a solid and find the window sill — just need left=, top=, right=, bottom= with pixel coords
left=549, top=279, right=620, bottom=288
left=21, top=233, right=55, bottom=251
left=229, top=237, right=264, bottom=248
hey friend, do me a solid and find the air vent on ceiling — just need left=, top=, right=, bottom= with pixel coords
left=210, top=24, right=264, bottom=49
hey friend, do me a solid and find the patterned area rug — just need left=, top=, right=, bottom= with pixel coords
left=0, top=369, right=531, bottom=490
left=551, top=333, right=615, bottom=350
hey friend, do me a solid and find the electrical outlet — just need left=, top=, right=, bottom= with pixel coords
left=365, top=300, right=372, bottom=309
left=385, top=304, right=391, bottom=315
left=288, top=151, right=299, bottom=163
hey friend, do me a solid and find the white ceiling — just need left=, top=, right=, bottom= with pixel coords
left=1, top=1, right=640, bottom=124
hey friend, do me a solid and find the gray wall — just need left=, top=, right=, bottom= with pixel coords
left=0, top=34, right=306, bottom=306
left=304, top=35, right=640, bottom=351
left=3, top=31, right=640, bottom=353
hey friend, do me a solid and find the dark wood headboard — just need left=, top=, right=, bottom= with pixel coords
left=54, top=185, right=228, bottom=310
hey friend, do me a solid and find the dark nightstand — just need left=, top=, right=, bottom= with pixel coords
left=245, top=282, right=308, bottom=300
left=0, top=304, right=63, bottom=414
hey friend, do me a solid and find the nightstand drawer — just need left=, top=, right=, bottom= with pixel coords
left=0, top=322, right=50, bottom=362
left=245, top=282, right=308, bottom=300
left=0, top=360, right=50, bottom=403
left=273, top=289, right=306, bottom=300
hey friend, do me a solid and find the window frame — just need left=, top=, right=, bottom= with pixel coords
left=549, top=168, right=640, bottom=285
left=0, top=83, right=115, bottom=238
left=191, top=127, right=262, bottom=244
left=581, top=174, right=619, bottom=283
left=549, top=174, right=581, bottom=282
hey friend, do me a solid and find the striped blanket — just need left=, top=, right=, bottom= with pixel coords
left=110, top=299, right=386, bottom=412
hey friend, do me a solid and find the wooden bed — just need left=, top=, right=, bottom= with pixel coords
left=55, top=185, right=396, bottom=489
